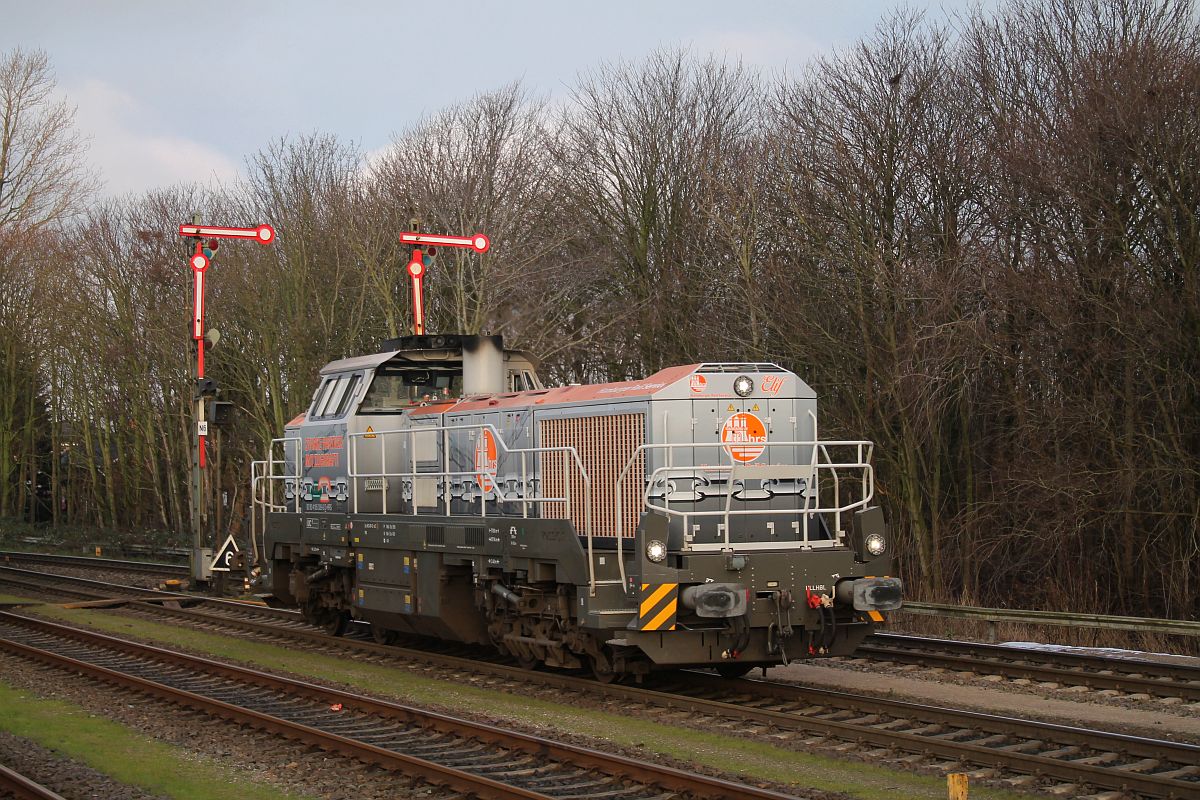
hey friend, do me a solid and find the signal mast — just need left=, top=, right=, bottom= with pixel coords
left=176, top=217, right=275, bottom=586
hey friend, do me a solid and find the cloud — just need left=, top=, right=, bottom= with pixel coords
left=689, top=30, right=826, bottom=73
left=63, top=79, right=241, bottom=198
left=360, top=140, right=395, bottom=178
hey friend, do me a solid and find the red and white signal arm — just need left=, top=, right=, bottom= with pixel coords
left=400, top=231, right=490, bottom=253
left=722, top=412, right=768, bottom=463
left=179, top=223, right=276, bottom=244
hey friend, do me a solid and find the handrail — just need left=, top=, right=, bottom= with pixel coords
left=346, top=423, right=597, bottom=595
left=614, top=438, right=874, bottom=567
left=250, top=437, right=301, bottom=567
left=250, top=470, right=295, bottom=563
left=262, top=419, right=876, bottom=595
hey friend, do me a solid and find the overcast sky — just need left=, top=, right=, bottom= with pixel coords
left=2, top=1, right=996, bottom=198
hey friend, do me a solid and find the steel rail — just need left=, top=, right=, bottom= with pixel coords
left=901, top=601, right=1200, bottom=638
left=128, top=600, right=1200, bottom=799
left=860, top=633, right=1200, bottom=701
left=0, top=633, right=555, bottom=800
left=0, top=572, right=101, bottom=601
left=0, top=566, right=182, bottom=598
left=0, top=551, right=189, bottom=576
left=0, top=611, right=800, bottom=800
left=0, top=765, right=67, bottom=800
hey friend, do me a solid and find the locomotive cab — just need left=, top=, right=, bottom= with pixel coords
left=275, top=335, right=539, bottom=514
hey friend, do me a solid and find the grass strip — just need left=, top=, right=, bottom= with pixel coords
left=0, top=678, right=313, bottom=800
left=23, top=604, right=1026, bottom=800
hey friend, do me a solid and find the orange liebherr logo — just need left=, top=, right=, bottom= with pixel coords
left=722, top=412, right=767, bottom=463
left=475, top=429, right=498, bottom=492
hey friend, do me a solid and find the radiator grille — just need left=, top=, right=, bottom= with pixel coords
left=465, top=526, right=484, bottom=547
left=540, top=413, right=645, bottom=538
left=426, top=525, right=444, bottom=546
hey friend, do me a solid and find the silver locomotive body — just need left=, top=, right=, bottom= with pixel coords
left=257, top=335, right=900, bottom=678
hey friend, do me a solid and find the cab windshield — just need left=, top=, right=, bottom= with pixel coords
left=360, top=366, right=463, bottom=411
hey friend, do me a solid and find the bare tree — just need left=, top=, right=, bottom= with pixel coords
left=770, top=11, right=979, bottom=592
left=553, top=50, right=760, bottom=376
left=371, top=82, right=566, bottom=342
left=960, top=0, right=1200, bottom=617
left=0, top=48, right=94, bottom=520
left=0, top=48, right=95, bottom=232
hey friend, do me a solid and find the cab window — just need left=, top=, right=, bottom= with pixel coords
left=309, top=378, right=334, bottom=416
left=317, top=375, right=349, bottom=417
left=333, top=374, right=361, bottom=417
left=361, top=367, right=463, bottom=412
left=309, top=373, right=362, bottom=420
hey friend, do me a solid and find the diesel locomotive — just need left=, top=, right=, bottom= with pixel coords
left=254, top=332, right=902, bottom=680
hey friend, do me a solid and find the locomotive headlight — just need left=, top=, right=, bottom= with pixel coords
left=733, top=375, right=754, bottom=397
left=865, top=533, right=887, bottom=556
left=646, top=539, right=667, bottom=563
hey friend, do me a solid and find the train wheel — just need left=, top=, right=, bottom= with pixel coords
left=371, top=625, right=395, bottom=645
left=716, top=663, right=753, bottom=679
left=323, top=611, right=349, bottom=637
left=589, top=655, right=619, bottom=684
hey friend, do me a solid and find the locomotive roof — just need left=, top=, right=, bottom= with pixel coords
left=447, top=365, right=696, bottom=411
left=444, top=363, right=807, bottom=411
left=320, top=348, right=456, bottom=375
left=319, top=345, right=539, bottom=376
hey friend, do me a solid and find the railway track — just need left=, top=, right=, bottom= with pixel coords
left=860, top=633, right=1200, bottom=702
left=0, top=765, right=66, bottom=800
left=0, top=551, right=189, bottom=577
left=0, top=565, right=177, bottom=602
left=104, top=596, right=1200, bottom=798
left=12, top=548, right=1199, bottom=698
left=6, top=564, right=1200, bottom=798
left=0, top=610, right=795, bottom=800
left=8, top=557, right=1199, bottom=704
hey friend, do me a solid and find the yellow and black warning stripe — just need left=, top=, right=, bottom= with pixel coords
left=638, top=583, right=678, bottom=631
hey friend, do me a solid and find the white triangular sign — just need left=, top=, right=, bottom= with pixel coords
left=209, top=534, right=241, bottom=572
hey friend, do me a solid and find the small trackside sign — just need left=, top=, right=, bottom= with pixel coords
left=209, top=534, right=241, bottom=572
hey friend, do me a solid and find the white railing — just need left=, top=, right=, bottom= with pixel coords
left=610, top=431, right=874, bottom=587
left=250, top=436, right=302, bottom=567
left=346, top=423, right=600, bottom=594
left=631, top=442, right=873, bottom=539
left=259, top=417, right=877, bottom=597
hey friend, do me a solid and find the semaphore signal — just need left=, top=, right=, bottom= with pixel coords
left=399, top=230, right=489, bottom=335
left=399, top=231, right=489, bottom=253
